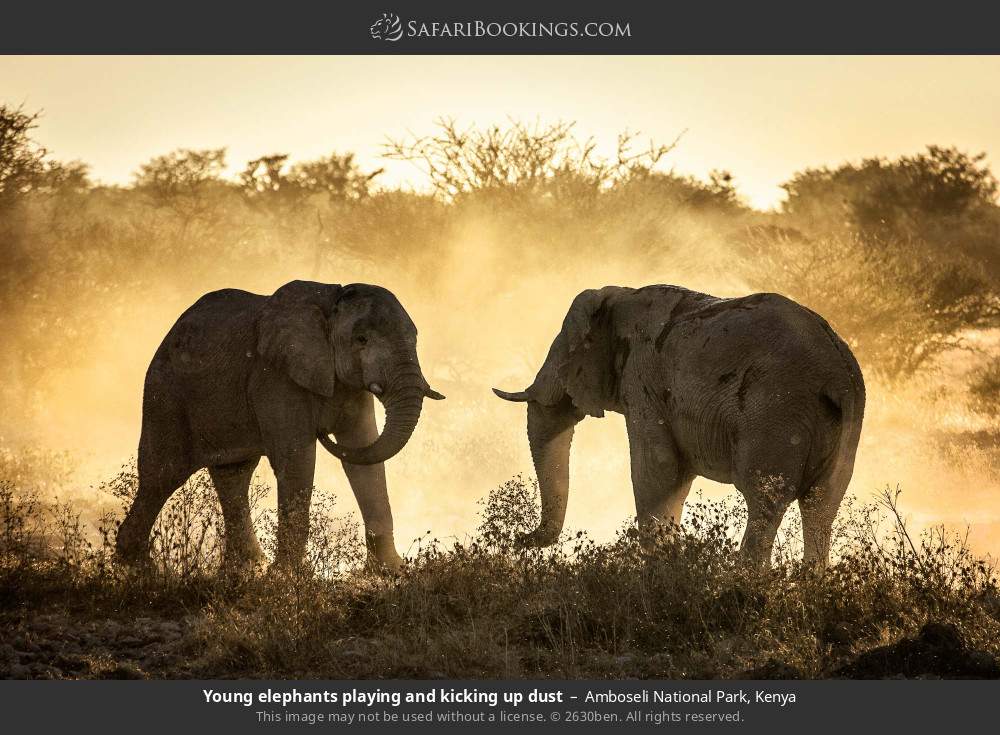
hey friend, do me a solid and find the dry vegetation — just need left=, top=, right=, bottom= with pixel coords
left=1, top=105, right=999, bottom=678
left=1, top=474, right=999, bottom=679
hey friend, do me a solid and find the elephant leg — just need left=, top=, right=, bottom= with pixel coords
left=264, top=440, right=316, bottom=570
left=798, top=463, right=851, bottom=569
left=335, top=392, right=403, bottom=572
left=734, top=418, right=813, bottom=568
left=625, top=413, right=693, bottom=548
left=209, top=458, right=264, bottom=571
left=739, top=480, right=797, bottom=568
left=736, top=460, right=805, bottom=568
left=255, top=388, right=318, bottom=569
left=117, top=465, right=194, bottom=566
left=116, top=401, right=194, bottom=566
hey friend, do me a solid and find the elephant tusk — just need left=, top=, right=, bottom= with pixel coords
left=493, top=387, right=531, bottom=402
left=317, top=432, right=347, bottom=458
left=368, top=382, right=384, bottom=396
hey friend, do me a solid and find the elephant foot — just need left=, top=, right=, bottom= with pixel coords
left=222, top=551, right=267, bottom=581
left=516, top=526, right=561, bottom=549
left=365, top=553, right=403, bottom=576
left=365, top=534, right=404, bottom=575
left=737, top=546, right=774, bottom=573
left=637, top=520, right=681, bottom=554
left=114, top=539, right=154, bottom=572
left=266, top=557, right=315, bottom=582
left=801, top=558, right=830, bottom=575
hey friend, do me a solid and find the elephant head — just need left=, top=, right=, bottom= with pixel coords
left=494, top=286, right=635, bottom=546
left=257, top=280, right=444, bottom=465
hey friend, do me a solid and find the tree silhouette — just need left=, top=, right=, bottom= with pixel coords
left=0, top=105, right=47, bottom=210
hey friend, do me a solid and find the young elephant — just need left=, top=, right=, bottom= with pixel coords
left=116, top=280, right=444, bottom=572
left=495, top=286, right=865, bottom=568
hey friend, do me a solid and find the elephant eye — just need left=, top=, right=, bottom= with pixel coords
left=355, top=334, right=368, bottom=346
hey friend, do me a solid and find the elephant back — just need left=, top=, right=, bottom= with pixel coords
left=162, top=288, right=262, bottom=378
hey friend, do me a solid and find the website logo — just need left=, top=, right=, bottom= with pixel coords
left=367, top=15, right=632, bottom=43
left=370, top=12, right=403, bottom=42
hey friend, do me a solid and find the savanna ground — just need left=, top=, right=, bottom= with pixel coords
left=2, top=474, right=1000, bottom=679
left=1, top=106, right=999, bottom=678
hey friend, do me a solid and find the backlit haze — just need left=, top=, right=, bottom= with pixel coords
left=2, top=55, right=999, bottom=558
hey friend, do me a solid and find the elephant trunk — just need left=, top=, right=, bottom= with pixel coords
left=522, top=400, right=578, bottom=547
left=319, top=359, right=434, bottom=466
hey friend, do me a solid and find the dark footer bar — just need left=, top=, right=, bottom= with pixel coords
left=2, top=680, right=990, bottom=732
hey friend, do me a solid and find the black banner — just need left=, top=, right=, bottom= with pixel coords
left=2, top=0, right=1000, bottom=54
left=3, top=680, right=995, bottom=732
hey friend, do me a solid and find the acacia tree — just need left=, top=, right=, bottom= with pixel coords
left=288, top=153, right=382, bottom=201
left=133, top=148, right=229, bottom=226
left=781, top=146, right=1000, bottom=275
left=131, top=147, right=236, bottom=256
left=384, top=118, right=679, bottom=202
left=0, top=105, right=47, bottom=211
left=238, top=152, right=383, bottom=274
left=769, top=146, right=1000, bottom=381
left=241, top=152, right=380, bottom=204
left=240, top=154, right=289, bottom=200
left=739, top=230, right=1000, bottom=381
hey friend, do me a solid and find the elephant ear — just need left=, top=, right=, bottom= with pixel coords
left=257, top=281, right=342, bottom=397
left=530, top=287, right=623, bottom=417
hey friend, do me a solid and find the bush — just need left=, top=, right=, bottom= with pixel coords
left=739, top=229, right=1000, bottom=380
left=969, top=355, right=1000, bottom=416
left=1, top=470, right=997, bottom=679
left=4, top=113, right=998, bottom=424
left=782, top=145, right=1000, bottom=275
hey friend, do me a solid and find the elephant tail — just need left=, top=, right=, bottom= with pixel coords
left=811, top=335, right=866, bottom=495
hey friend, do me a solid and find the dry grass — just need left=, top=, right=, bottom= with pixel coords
left=2, top=468, right=998, bottom=679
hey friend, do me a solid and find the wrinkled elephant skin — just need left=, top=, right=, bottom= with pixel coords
left=496, top=286, right=865, bottom=568
left=116, top=280, right=444, bottom=572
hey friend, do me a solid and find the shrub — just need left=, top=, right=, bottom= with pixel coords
left=8, top=466, right=999, bottom=679
left=969, top=355, right=1000, bottom=416
left=739, top=230, right=1000, bottom=380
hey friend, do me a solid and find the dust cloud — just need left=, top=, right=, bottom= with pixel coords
left=15, top=211, right=998, bottom=560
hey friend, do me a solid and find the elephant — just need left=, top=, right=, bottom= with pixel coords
left=494, top=285, right=865, bottom=568
left=115, top=280, right=444, bottom=573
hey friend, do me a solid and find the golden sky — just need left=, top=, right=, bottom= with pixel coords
left=3, top=55, right=1000, bottom=208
